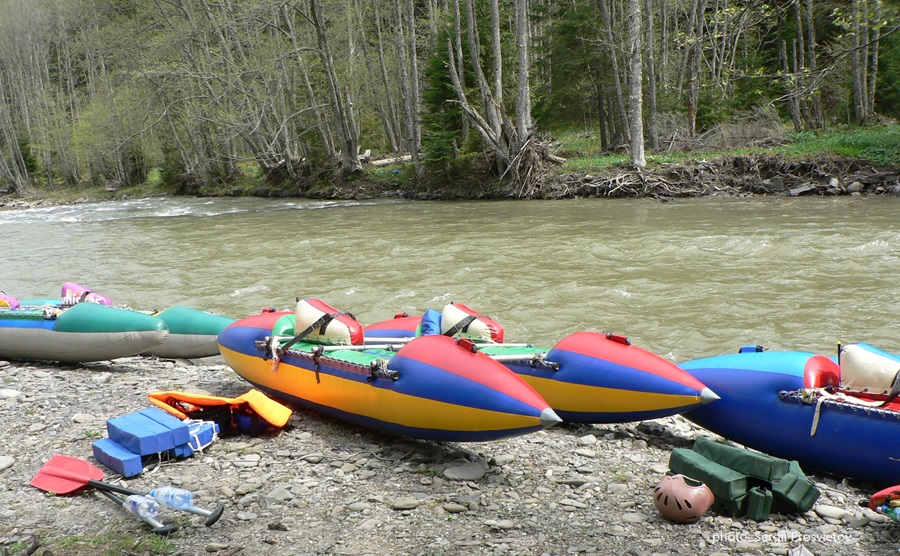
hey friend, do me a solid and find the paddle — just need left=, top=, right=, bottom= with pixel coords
left=95, top=489, right=179, bottom=535
left=31, top=455, right=224, bottom=526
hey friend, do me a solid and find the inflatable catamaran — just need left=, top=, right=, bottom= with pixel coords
left=217, top=299, right=562, bottom=442
left=365, top=303, right=718, bottom=424
left=679, top=342, right=900, bottom=487
left=10, top=283, right=234, bottom=359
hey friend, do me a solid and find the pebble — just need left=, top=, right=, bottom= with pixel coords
left=265, top=487, right=294, bottom=503
left=621, top=512, right=650, bottom=523
left=443, top=460, right=487, bottom=481
left=577, top=434, right=597, bottom=445
left=442, top=503, right=468, bottom=513
left=0, top=356, right=887, bottom=556
left=815, top=505, right=848, bottom=521
left=391, top=497, right=420, bottom=510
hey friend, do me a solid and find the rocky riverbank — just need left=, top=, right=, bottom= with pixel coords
left=1, top=356, right=899, bottom=556
left=2, top=155, right=899, bottom=208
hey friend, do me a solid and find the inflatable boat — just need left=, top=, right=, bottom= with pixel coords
left=16, top=283, right=234, bottom=359
left=139, top=306, right=235, bottom=359
left=679, top=343, right=900, bottom=487
left=217, top=299, right=562, bottom=442
left=364, top=303, right=718, bottom=423
left=0, top=302, right=169, bottom=362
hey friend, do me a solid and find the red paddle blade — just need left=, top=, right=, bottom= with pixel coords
left=30, top=455, right=106, bottom=495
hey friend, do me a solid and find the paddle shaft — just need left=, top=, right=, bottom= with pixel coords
left=96, top=489, right=178, bottom=535
left=92, top=479, right=223, bottom=523
left=38, top=463, right=222, bottom=524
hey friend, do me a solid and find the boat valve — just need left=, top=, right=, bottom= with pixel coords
left=368, top=360, right=399, bottom=382
left=531, top=356, right=561, bottom=371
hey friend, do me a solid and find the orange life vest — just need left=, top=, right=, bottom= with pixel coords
left=148, top=389, right=292, bottom=431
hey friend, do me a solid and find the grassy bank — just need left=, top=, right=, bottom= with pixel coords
left=556, top=124, right=900, bottom=173
left=9, top=124, right=899, bottom=205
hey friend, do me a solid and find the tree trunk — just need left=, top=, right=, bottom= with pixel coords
left=406, top=0, right=422, bottom=176
left=491, top=0, right=503, bottom=105
left=686, top=0, right=706, bottom=139
left=805, top=0, right=822, bottom=128
left=643, top=0, right=659, bottom=150
left=372, top=0, right=401, bottom=152
left=310, top=0, right=362, bottom=174
left=777, top=11, right=801, bottom=132
left=515, top=0, right=532, bottom=139
left=866, top=0, right=881, bottom=118
left=851, top=0, right=866, bottom=124
left=627, top=0, right=646, bottom=167
left=452, top=0, right=469, bottom=143
left=600, top=0, right=630, bottom=145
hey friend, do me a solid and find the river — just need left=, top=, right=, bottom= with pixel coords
left=1, top=195, right=897, bottom=362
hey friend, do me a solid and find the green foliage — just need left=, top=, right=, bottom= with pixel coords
left=18, top=135, right=38, bottom=174
left=158, top=140, right=186, bottom=190
left=532, top=1, right=604, bottom=130
left=46, top=525, right=177, bottom=555
left=421, top=46, right=463, bottom=172
left=875, top=24, right=900, bottom=120
left=556, top=124, right=900, bottom=173
left=788, top=126, right=900, bottom=166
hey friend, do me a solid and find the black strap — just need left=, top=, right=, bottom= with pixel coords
left=442, top=315, right=478, bottom=337
left=880, top=369, right=900, bottom=407
left=280, top=313, right=337, bottom=354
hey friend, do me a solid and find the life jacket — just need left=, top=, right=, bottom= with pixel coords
left=148, top=389, right=291, bottom=435
left=60, top=282, right=112, bottom=306
left=0, top=292, right=19, bottom=309
left=668, top=435, right=819, bottom=521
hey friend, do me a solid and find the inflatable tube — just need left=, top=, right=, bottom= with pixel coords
left=681, top=348, right=900, bottom=487
left=218, top=309, right=560, bottom=442
left=0, top=303, right=168, bottom=362
left=296, top=299, right=364, bottom=345
left=440, top=303, right=504, bottom=342
left=142, top=306, right=235, bottom=359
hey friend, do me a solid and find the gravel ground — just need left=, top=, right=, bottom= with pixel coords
left=1, top=356, right=898, bottom=556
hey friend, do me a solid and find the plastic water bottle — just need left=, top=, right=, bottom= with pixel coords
left=150, top=486, right=194, bottom=510
left=124, top=494, right=160, bottom=519
left=879, top=505, right=900, bottom=523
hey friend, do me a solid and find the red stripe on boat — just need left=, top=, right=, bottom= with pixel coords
left=397, top=335, right=547, bottom=410
left=555, top=331, right=707, bottom=389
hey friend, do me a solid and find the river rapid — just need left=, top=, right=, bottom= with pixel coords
left=1, top=195, right=897, bottom=363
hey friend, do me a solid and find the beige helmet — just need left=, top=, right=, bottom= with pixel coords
left=653, top=474, right=715, bottom=523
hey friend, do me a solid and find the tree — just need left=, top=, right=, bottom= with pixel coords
left=310, top=0, right=362, bottom=174
left=627, top=0, right=646, bottom=167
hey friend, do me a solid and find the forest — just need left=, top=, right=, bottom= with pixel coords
left=0, top=0, right=897, bottom=198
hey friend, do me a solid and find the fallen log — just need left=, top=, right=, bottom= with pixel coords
left=370, top=154, right=412, bottom=167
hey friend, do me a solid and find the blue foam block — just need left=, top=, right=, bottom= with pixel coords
left=106, top=414, right=157, bottom=455
left=108, top=412, right=177, bottom=455
left=138, top=407, right=190, bottom=446
left=92, top=438, right=143, bottom=478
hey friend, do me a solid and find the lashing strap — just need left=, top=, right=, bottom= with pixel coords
left=280, top=312, right=337, bottom=354
left=442, top=315, right=477, bottom=338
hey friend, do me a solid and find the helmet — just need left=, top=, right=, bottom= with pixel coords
left=653, top=474, right=715, bottom=523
